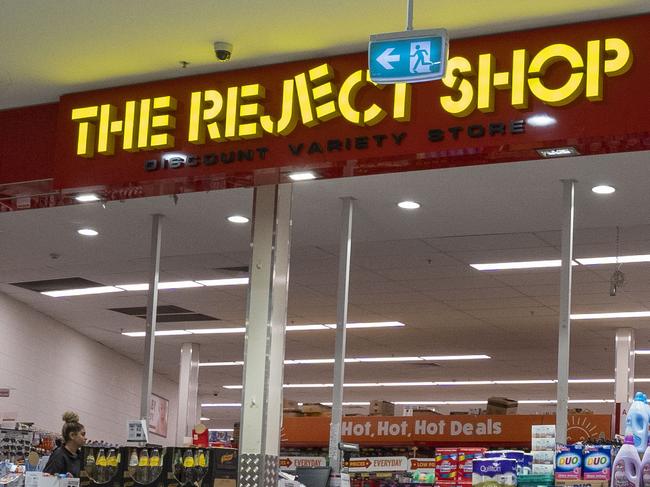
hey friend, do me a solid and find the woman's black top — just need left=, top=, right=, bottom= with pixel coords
left=43, top=446, right=81, bottom=477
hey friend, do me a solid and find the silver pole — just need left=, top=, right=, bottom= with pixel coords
left=140, top=213, right=163, bottom=421
left=556, top=180, right=575, bottom=444
left=615, top=329, right=635, bottom=434
left=406, top=0, right=414, bottom=31
left=328, top=197, right=354, bottom=475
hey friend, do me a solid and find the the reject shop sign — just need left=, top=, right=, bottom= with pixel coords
left=2, top=15, right=649, bottom=208
left=281, top=414, right=611, bottom=446
left=278, top=457, right=327, bottom=471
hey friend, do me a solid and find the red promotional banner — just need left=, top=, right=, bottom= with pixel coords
left=280, top=414, right=611, bottom=447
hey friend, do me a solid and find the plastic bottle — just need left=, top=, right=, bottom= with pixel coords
left=626, top=392, right=650, bottom=453
left=611, top=434, right=641, bottom=487
left=96, top=448, right=107, bottom=483
left=139, top=449, right=150, bottom=484
left=150, top=449, right=161, bottom=481
left=129, top=449, right=139, bottom=467
left=173, top=450, right=183, bottom=482
left=640, top=436, right=650, bottom=487
left=85, top=449, right=96, bottom=478
left=107, top=449, right=117, bottom=479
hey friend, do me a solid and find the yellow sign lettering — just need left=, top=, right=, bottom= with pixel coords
left=440, top=37, right=632, bottom=116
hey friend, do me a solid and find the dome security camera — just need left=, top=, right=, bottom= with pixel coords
left=213, top=42, right=233, bottom=62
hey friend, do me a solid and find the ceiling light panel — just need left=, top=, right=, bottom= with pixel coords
left=199, top=353, right=489, bottom=366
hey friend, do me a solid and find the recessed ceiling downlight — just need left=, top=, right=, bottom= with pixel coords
left=289, top=171, right=317, bottom=181
left=227, top=215, right=249, bottom=223
left=75, top=194, right=100, bottom=202
left=77, top=228, right=98, bottom=236
left=592, top=185, right=616, bottom=194
left=398, top=201, right=420, bottom=209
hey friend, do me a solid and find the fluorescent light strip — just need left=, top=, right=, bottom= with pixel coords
left=202, top=403, right=241, bottom=407
left=200, top=417, right=211, bottom=421
left=472, top=254, right=650, bottom=272
left=577, top=255, right=650, bottom=265
left=395, top=401, right=487, bottom=406
left=43, top=278, right=249, bottom=297
left=571, top=311, right=650, bottom=320
left=200, top=354, right=491, bottom=367
left=317, top=402, right=371, bottom=406
left=117, top=281, right=203, bottom=291
left=197, top=278, right=249, bottom=286
left=223, top=378, right=647, bottom=389
left=123, top=321, right=405, bottom=337
left=208, top=428, right=234, bottom=432
left=202, top=399, right=614, bottom=408
left=471, top=260, right=562, bottom=271
left=42, top=286, right=124, bottom=297
left=636, top=351, right=650, bottom=355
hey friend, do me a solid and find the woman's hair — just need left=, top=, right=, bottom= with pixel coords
left=61, top=411, right=84, bottom=442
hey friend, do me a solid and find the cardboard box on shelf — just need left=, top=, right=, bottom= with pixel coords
left=283, top=399, right=299, bottom=411
left=555, top=481, right=607, bottom=487
left=486, top=397, right=518, bottom=415
left=302, top=403, right=331, bottom=415
left=568, top=408, right=593, bottom=415
left=369, top=400, right=395, bottom=416
left=412, top=408, right=438, bottom=416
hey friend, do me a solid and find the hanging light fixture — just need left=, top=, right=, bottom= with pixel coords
left=610, top=226, right=626, bottom=296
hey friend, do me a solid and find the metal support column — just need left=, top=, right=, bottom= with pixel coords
left=615, top=328, right=635, bottom=434
left=328, top=197, right=354, bottom=475
left=140, top=214, right=163, bottom=421
left=555, top=180, right=575, bottom=445
left=238, top=184, right=292, bottom=487
left=176, top=343, right=201, bottom=445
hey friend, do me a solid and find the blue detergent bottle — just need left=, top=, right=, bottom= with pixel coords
left=626, top=392, right=650, bottom=454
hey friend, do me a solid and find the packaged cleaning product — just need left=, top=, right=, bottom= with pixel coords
left=611, top=435, right=640, bottom=487
left=435, top=448, right=459, bottom=485
left=626, top=392, right=650, bottom=454
left=555, top=444, right=583, bottom=481
left=472, top=458, right=517, bottom=487
left=458, top=448, right=487, bottom=485
left=583, top=444, right=612, bottom=481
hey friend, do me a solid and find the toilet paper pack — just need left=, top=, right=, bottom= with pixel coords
left=472, top=458, right=518, bottom=487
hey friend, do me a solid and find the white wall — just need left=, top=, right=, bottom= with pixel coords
left=0, top=292, right=178, bottom=446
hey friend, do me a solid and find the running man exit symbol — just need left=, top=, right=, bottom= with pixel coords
left=368, top=29, right=448, bottom=84
left=410, top=41, right=439, bottom=74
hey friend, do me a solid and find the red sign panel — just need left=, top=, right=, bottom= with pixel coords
left=1, top=15, right=648, bottom=208
left=49, top=15, right=650, bottom=197
left=280, top=414, right=611, bottom=447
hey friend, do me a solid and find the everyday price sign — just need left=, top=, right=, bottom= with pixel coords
left=346, top=457, right=409, bottom=472
left=278, top=456, right=327, bottom=471
left=281, top=414, right=611, bottom=446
